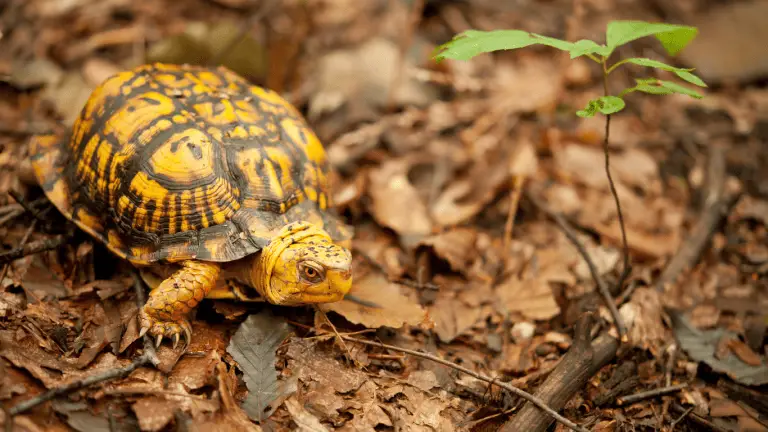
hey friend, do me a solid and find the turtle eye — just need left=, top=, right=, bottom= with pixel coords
left=300, top=263, right=325, bottom=283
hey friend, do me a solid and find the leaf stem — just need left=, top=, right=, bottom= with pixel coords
left=586, top=53, right=603, bottom=63
left=605, top=58, right=629, bottom=75
left=601, top=59, right=630, bottom=342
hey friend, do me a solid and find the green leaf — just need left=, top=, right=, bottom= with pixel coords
left=605, top=21, right=698, bottom=56
left=434, top=29, right=573, bottom=62
left=576, top=96, right=626, bottom=118
left=630, top=78, right=704, bottom=99
left=568, top=39, right=611, bottom=59
left=618, top=58, right=707, bottom=87
left=599, top=96, right=626, bottom=114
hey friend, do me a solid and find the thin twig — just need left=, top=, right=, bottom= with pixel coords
left=0, top=208, right=24, bottom=227
left=529, top=195, right=627, bottom=341
left=669, top=406, right=694, bottom=431
left=670, top=403, right=729, bottom=432
left=8, top=191, right=48, bottom=222
left=503, top=175, right=525, bottom=252
left=0, top=235, right=67, bottom=265
left=341, top=336, right=588, bottom=432
left=3, top=272, right=160, bottom=420
left=7, top=353, right=153, bottom=416
left=314, top=306, right=356, bottom=366
left=616, top=383, right=688, bottom=406
left=0, top=220, right=38, bottom=285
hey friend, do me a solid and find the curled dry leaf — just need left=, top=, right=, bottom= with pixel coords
left=418, top=228, right=477, bottom=275
left=368, top=158, right=432, bottom=246
left=431, top=157, right=510, bottom=227
left=226, top=311, right=293, bottom=422
left=320, top=269, right=427, bottom=329
left=284, top=396, right=330, bottom=432
left=0, top=330, right=78, bottom=388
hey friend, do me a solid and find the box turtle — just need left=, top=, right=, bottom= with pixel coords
left=29, top=63, right=354, bottom=347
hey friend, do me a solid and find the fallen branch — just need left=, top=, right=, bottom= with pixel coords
left=341, top=334, right=589, bottom=432
left=0, top=235, right=67, bottom=265
left=656, top=144, right=740, bottom=292
left=528, top=194, right=627, bottom=342
left=501, top=313, right=619, bottom=432
left=5, top=272, right=159, bottom=420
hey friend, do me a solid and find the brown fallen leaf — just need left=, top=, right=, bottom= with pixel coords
left=491, top=56, right=563, bottom=115
left=678, top=1, right=768, bottom=83
left=430, top=155, right=510, bottom=227
left=309, top=37, right=437, bottom=120
left=418, top=228, right=477, bottom=275
left=286, top=338, right=367, bottom=395
left=337, top=380, right=392, bottom=431
left=0, top=330, right=78, bottom=388
left=727, top=338, right=764, bottom=367
left=320, top=267, right=428, bottom=329
left=427, top=276, right=489, bottom=343
left=285, top=395, right=330, bottom=431
left=495, top=274, right=560, bottom=321
left=367, top=158, right=433, bottom=246
left=169, top=350, right=219, bottom=391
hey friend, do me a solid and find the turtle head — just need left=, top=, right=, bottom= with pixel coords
left=252, top=221, right=352, bottom=305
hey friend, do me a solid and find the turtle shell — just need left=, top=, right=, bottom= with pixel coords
left=30, top=63, right=352, bottom=265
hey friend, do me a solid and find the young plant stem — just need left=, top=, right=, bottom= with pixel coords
left=601, top=58, right=631, bottom=319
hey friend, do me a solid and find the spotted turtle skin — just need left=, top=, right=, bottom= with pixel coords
left=30, top=62, right=352, bottom=265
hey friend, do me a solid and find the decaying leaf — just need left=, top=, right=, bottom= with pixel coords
left=53, top=400, right=138, bottom=432
left=0, top=330, right=78, bottom=388
left=309, top=37, right=437, bottom=120
left=671, top=311, right=768, bottom=386
left=418, top=228, right=477, bottom=275
left=428, top=276, right=490, bottom=343
left=285, top=396, right=330, bottom=431
left=226, top=311, right=293, bottom=422
left=430, top=157, right=510, bottom=227
left=368, top=158, right=433, bottom=246
left=496, top=275, right=561, bottom=321
left=320, top=269, right=427, bottom=329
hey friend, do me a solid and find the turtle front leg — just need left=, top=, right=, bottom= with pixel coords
left=138, top=260, right=220, bottom=348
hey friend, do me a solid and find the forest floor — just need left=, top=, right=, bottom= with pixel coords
left=1, top=0, right=768, bottom=431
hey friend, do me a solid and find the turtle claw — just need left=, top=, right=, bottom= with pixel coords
left=139, top=306, right=193, bottom=350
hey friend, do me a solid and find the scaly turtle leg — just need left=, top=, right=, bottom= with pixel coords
left=138, top=260, right=220, bottom=348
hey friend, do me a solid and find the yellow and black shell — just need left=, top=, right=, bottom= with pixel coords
left=30, top=63, right=352, bottom=265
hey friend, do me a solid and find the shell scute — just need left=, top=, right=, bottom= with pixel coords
left=31, top=63, right=352, bottom=264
